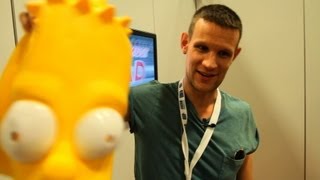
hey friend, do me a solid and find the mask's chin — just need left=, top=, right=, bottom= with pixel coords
left=5, top=153, right=115, bottom=180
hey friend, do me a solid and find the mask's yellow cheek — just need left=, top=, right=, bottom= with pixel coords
left=5, top=145, right=115, bottom=180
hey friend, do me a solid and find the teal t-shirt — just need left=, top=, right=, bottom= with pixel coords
left=129, top=81, right=259, bottom=180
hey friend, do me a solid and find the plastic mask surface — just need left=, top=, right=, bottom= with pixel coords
left=0, top=0, right=131, bottom=179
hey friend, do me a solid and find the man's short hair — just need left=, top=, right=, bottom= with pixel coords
left=188, top=4, right=242, bottom=40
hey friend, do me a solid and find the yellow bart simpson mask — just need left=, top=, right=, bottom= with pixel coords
left=0, top=0, right=131, bottom=179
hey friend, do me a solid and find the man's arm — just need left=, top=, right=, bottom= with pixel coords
left=237, top=154, right=254, bottom=180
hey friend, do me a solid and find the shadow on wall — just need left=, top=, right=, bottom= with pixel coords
left=221, top=52, right=304, bottom=180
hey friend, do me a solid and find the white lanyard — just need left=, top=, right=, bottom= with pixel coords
left=178, top=80, right=221, bottom=180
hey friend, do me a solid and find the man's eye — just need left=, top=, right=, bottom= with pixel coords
left=218, top=51, right=232, bottom=58
left=195, top=45, right=209, bottom=52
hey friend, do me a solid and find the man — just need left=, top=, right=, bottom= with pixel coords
left=128, top=4, right=259, bottom=180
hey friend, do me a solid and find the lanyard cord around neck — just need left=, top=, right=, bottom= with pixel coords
left=178, top=79, right=221, bottom=180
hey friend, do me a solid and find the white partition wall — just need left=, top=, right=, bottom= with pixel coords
left=108, top=0, right=155, bottom=32
left=305, top=0, right=320, bottom=179
left=153, top=0, right=193, bottom=82
left=0, top=0, right=15, bottom=73
left=216, top=0, right=305, bottom=179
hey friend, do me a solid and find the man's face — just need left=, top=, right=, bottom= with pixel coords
left=181, top=18, right=241, bottom=93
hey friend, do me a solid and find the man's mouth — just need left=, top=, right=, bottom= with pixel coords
left=198, top=71, right=216, bottom=77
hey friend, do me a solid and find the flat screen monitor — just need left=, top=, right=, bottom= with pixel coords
left=130, top=29, right=158, bottom=86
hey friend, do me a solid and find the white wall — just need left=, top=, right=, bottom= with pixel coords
left=216, top=0, right=305, bottom=179
left=1, top=0, right=319, bottom=180
left=0, top=0, right=15, bottom=73
left=305, top=0, right=320, bottom=179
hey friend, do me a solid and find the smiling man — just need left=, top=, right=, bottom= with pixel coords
left=128, top=4, right=259, bottom=180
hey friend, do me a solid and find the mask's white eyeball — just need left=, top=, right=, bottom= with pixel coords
left=75, top=108, right=124, bottom=160
left=0, top=100, right=57, bottom=163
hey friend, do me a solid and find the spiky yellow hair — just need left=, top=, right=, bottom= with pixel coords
left=26, top=0, right=131, bottom=34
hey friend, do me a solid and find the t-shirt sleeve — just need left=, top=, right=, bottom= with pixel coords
left=128, top=80, right=160, bottom=133
left=246, top=105, right=260, bottom=154
left=128, top=89, right=136, bottom=133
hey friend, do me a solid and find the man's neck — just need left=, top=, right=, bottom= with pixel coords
left=183, top=79, right=218, bottom=120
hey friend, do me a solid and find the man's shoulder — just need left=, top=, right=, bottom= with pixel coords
left=220, top=90, right=251, bottom=109
left=130, top=80, right=178, bottom=95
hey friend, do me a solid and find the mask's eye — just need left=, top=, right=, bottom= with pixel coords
left=75, top=108, right=124, bottom=160
left=0, top=100, right=57, bottom=163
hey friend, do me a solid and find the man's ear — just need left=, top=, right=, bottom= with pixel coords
left=19, top=12, right=34, bottom=33
left=180, top=32, right=189, bottom=54
left=233, top=47, right=242, bottom=61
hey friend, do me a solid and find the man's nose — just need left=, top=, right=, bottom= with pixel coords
left=202, top=53, right=217, bottom=69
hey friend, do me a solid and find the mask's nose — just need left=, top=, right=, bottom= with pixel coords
left=41, top=141, right=77, bottom=179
